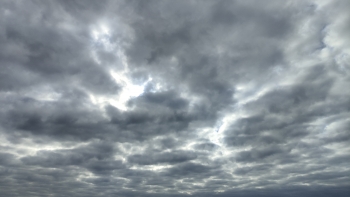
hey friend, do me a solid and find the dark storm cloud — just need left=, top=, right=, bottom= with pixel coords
left=1, top=0, right=350, bottom=196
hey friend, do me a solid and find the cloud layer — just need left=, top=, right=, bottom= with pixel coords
left=1, top=0, right=349, bottom=196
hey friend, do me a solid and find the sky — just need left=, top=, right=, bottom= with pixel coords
left=0, top=0, right=350, bottom=196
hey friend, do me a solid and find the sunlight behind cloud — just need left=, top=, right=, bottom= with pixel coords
left=109, top=69, right=150, bottom=110
left=87, top=22, right=152, bottom=111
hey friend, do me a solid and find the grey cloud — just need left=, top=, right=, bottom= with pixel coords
left=194, top=142, right=218, bottom=151
left=129, top=90, right=189, bottom=110
left=21, top=141, right=123, bottom=175
left=234, top=164, right=273, bottom=176
left=235, top=145, right=290, bottom=163
left=1, top=0, right=350, bottom=196
left=128, top=150, right=197, bottom=165
left=164, top=162, right=216, bottom=178
left=0, top=0, right=119, bottom=95
left=23, top=141, right=115, bottom=164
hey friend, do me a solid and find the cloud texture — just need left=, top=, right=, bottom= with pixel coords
left=0, top=0, right=350, bottom=196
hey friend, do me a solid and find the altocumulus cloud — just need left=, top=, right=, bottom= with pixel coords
left=0, top=0, right=350, bottom=197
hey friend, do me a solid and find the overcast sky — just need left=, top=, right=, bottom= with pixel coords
left=1, top=0, right=350, bottom=196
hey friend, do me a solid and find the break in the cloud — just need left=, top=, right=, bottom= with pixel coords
left=0, top=0, right=349, bottom=196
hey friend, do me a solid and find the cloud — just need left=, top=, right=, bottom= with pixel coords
left=0, top=0, right=349, bottom=196
left=128, top=150, right=197, bottom=165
